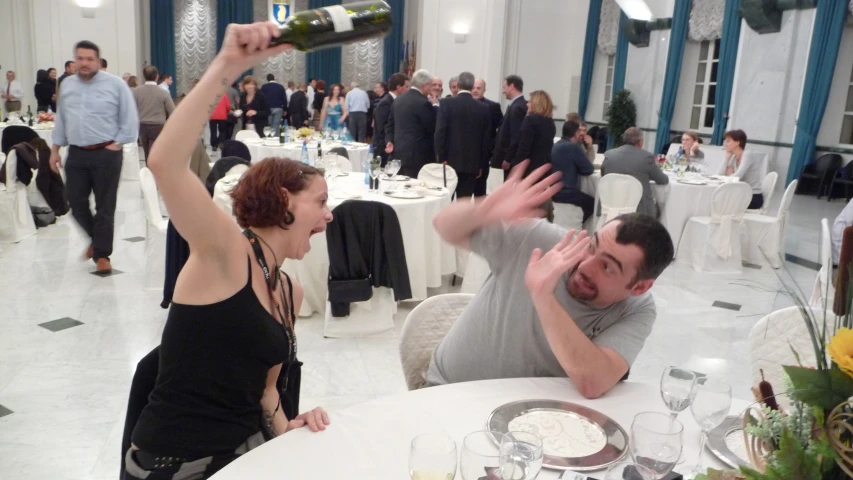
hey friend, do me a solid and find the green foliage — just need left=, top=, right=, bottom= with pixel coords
left=783, top=366, right=853, bottom=410
left=739, top=427, right=836, bottom=480
left=605, top=89, right=636, bottom=148
left=744, top=404, right=815, bottom=450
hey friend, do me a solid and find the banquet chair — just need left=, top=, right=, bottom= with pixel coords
left=235, top=129, right=260, bottom=142
left=553, top=203, right=585, bottom=231
left=325, top=153, right=352, bottom=172
left=796, top=154, right=841, bottom=199
left=139, top=168, right=168, bottom=290
left=0, top=125, right=38, bottom=155
left=460, top=253, right=490, bottom=294
left=418, top=163, right=458, bottom=197
left=828, top=164, right=853, bottom=202
left=676, top=182, right=752, bottom=273
left=596, top=174, right=642, bottom=230
left=747, top=172, right=778, bottom=215
left=810, top=218, right=835, bottom=308
left=748, top=306, right=830, bottom=410
left=399, top=293, right=474, bottom=390
left=0, top=151, right=37, bottom=243
left=120, top=143, right=141, bottom=181
left=328, top=146, right=349, bottom=159
left=741, top=180, right=798, bottom=269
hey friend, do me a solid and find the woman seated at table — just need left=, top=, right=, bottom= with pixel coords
left=239, top=75, right=270, bottom=137
left=320, top=83, right=347, bottom=132
left=680, top=130, right=703, bottom=161
left=717, top=129, right=763, bottom=209
left=126, top=23, right=331, bottom=480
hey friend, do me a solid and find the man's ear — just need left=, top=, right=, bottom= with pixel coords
left=629, top=278, right=654, bottom=296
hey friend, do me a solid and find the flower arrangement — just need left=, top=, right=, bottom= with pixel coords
left=295, top=127, right=314, bottom=139
left=38, top=111, right=54, bottom=123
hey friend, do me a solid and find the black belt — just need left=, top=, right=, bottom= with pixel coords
left=71, top=141, right=115, bottom=151
left=132, top=450, right=193, bottom=470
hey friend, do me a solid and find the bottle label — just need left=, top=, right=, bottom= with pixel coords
left=323, top=5, right=354, bottom=33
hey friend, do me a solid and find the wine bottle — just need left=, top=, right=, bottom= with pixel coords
left=27, top=105, right=33, bottom=126
left=269, top=1, right=392, bottom=52
left=279, top=123, right=285, bottom=144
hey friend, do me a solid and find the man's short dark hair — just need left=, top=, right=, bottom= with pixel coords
left=160, top=73, right=172, bottom=82
left=75, top=40, right=100, bottom=58
left=100, top=58, right=107, bottom=68
left=266, top=73, right=275, bottom=81
left=377, top=81, right=387, bottom=94
left=142, top=65, right=159, bottom=82
left=388, top=73, right=409, bottom=92
left=724, top=129, right=748, bottom=149
left=505, top=74, right=523, bottom=92
left=562, top=120, right=580, bottom=139
left=609, top=213, right=674, bottom=281
left=64, top=60, right=74, bottom=69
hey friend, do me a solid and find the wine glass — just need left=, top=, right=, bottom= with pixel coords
left=371, top=162, right=383, bottom=191
left=498, top=431, right=543, bottom=480
left=684, top=378, right=731, bottom=480
left=409, top=433, right=457, bottom=480
left=325, top=157, right=339, bottom=189
left=460, top=431, right=505, bottom=480
left=660, top=367, right=697, bottom=425
left=630, top=412, right=683, bottom=479
left=332, top=129, right=341, bottom=142
left=263, top=126, right=272, bottom=138
left=323, top=127, right=331, bottom=140
left=603, top=460, right=657, bottom=480
left=389, top=159, right=402, bottom=178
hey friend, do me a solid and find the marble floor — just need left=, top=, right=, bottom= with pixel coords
left=0, top=165, right=844, bottom=479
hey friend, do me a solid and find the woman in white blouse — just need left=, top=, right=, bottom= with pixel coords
left=718, top=129, right=763, bottom=209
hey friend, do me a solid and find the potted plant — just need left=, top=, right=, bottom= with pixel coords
left=605, top=89, right=637, bottom=148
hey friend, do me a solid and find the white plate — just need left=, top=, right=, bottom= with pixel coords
left=384, top=190, right=424, bottom=199
left=677, top=179, right=708, bottom=185
left=382, top=175, right=410, bottom=182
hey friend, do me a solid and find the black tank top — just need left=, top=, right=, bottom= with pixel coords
left=132, top=257, right=295, bottom=458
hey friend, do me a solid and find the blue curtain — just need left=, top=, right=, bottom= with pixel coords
left=216, top=0, right=254, bottom=51
left=306, top=0, right=342, bottom=85
left=612, top=12, right=629, bottom=94
left=710, top=0, right=743, bottom=145
left=786, top=0, right=848, bottom=185
left=578, top=0, right=602, bottom=119
left=653, top=0, right=691, bottom=154
left=150, top=0, right=176, bottom=98
left=382, top=0, right=405, bottom=81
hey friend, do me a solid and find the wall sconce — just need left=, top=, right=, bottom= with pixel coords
left=452, top=23, right=469, bottom=44
left=623, top=17, right=672, bottom=48
left=77, top=0, right=99, bottom=18
left=614, top=0, right=653, bottom=21
left=740, top=0, right=816, bottom=34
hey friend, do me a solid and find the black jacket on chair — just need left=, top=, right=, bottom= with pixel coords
left=386, top=89, right=436, bottom=177
left=491, top=95, right=527, bottom=168
left=326, top=200, right=412, bottom=317
left=434, top=92, right=491, bottom=176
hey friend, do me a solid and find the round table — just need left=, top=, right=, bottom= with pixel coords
left=214, top=174, right=457, bottom=315
left=210, top=378, right=750, bottom=480
left=242, top=139, right=371, bottom=173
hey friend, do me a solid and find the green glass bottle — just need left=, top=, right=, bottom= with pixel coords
left=269, top=1, right=392, bottom=52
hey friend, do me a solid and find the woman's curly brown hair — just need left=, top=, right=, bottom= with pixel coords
left=230, top=158, right=322, bottom=229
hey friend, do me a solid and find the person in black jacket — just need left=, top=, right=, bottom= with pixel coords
left=385, top=69, right=437, bottom=178
left=492, top=75, right=527, bottom=180
left=512, top=90, right=556, bottom=176
left=435, top=72, right=491, bottom=199
left=34, top=69, right=57, bottom=112
left=288, top=84, right=310, bottom=128
left=239, top=76, right=270, bottom=137
left=472, top=78, right=503, bottom=196
left=311, top=80, right=326, bottom=129
left=373, top=73, right=408, bottom=167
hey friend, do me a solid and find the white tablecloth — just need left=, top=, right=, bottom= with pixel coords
left=0, top=124, right=53, bottom=147
left=214, top=174, right=456, bottom=316
left=211, top=378, right=749, bottom=480
left=242, top=139, right=371, bottom=172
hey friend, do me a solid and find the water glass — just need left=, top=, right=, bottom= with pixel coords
left=630, top=412, right=683, bottom=479
left=263, top=126, right=272, bottom=137
left=325, top=158, right=339, bottom=189
left=684, top=378, right=731, bottom=479
left=409, top=433, right=457, bottom=480
left=660, top=367, right=697, bottom=424
left=603, top=460, right=657, bottom=480
left=389, top=159, right=402, bottom=177
left=460, top=431, right=505, bottom=480
left=499, top=431, right=543, bottom=480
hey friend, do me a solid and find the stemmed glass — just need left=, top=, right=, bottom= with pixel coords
left=325, top=157, right=339, bottom=189
left=630, top=412, right=683, bottom=479
left=263, top=126, right=272, bottom=138
left=660, top=367, right=697, bottom=426
left=323, top=127, right=331, bottom=140
left=332, top=129, right=341, bottom=142
left=684, top=378, right=731, bottom=480
left=409, top=433, right=457, bottom=480
left=460, top=431, right=505, bottom=480
left=498, top=431, right=543, bottom=480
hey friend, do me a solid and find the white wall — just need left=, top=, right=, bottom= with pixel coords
left=0, top=0, right=38, bottom=111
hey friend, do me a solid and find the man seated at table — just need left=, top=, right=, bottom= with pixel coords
left=426, top=161, right=674, bottom=398
left=601, top=126, right=669, bottom=219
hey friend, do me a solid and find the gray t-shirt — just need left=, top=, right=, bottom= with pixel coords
left=426, top=219, right=656, bottom=386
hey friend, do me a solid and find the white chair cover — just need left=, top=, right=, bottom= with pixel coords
left=212, top=173, right=242, bottom=218
left=742, top=180, right=798, bottom=268
left=399, top=293, right=474, bottom=390
left=810, top=218, right=835, bottom=308
left=748, top=306, right=831, bottom=410
left=323, top=154, right=352, bottom=173
left=460, top=253, right=490, bottom=294
left=675, top=182, right=752, bottom=273
left=323, top=287, right=396, bottom=338
left=235, top=130, right=260, bottom=142
left=597, top=174, right=642, bottom=229
left=418, top=163, right=458, bottom=197
left=121, top=143, right=140, bottom=181
left=139, top=168, right=168, bottom=290
left=747, top=171, right=778, bottom=215
left=487, top=167, right=504, bottom=194
left=0, top=151, right=37, bottom=243
left=553, top=203, right=584, bottom=232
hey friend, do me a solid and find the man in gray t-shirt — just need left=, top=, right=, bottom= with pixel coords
left=426, top=161, right=674, bottom=398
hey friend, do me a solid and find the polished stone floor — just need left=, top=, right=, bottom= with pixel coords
left=0, top=165, right=843, bottom=479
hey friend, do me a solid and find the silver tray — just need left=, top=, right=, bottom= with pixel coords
left=706, top=415, right=751, bottom=469
left=487, top=399, right=629, bottom=471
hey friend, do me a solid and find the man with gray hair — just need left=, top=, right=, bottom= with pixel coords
left=435, top=71, right=491, bottom=198
left=601, top=126, right=669, bottom=218
left=345, top=80, right=369, bottom=142
left=386, top=69, right=437, bottom=177
left=448, top=76, right=459, bottom=97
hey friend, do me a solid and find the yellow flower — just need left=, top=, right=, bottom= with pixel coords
left=828, top=327, right=853, bottom=376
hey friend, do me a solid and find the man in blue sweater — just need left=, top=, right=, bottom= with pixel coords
left=551, top=120, right=595, bottom=222
left=260, top=74, right=287, bottom=134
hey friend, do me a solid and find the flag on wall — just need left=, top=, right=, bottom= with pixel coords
left=271, top=0, right=291, bottom=26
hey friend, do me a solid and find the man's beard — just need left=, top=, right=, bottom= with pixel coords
left=568, top=267, right=598, bottom=302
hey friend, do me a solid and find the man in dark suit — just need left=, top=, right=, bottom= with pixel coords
left=491, top=75, right=527, bottom=180
left=373, top=73, right=409, bottom=167
left=288, top=84, right=309, bottom=128
left=472, top=78, right=503, bottom=196
left=385, top=69, right=437, bottom=178
left=435, top=72, right=491, bottom=199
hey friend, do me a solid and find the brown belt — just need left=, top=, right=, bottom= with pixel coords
left=72, top=141, right=115, bottom=151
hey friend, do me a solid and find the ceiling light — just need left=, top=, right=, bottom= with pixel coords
left=615, top=0, right=653, bottom=21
